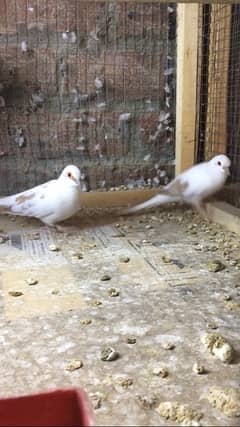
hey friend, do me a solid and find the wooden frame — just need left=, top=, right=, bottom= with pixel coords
left=175, top=4, right=200, bottom=175
left=78, top=2, right=240, bottom=235
left=80, top=188, right=159, bottom=209
left=204, top=4, right=231, bottom=159
left=206, top=201, right=240, bottom=236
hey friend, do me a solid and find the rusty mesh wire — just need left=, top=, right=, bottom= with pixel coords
left=197, top=4, right=240, bottom=208
left=0, top=1, right=176, bottom=195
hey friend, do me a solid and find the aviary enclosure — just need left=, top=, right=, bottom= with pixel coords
left=0, top=4, right=239, bottom=426
left=0, top=2, right=239, bottom=216
left=0, top=1, right=176, bottom=195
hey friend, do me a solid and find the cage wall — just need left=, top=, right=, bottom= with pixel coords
left=0, top=1, right=176, bottom=195
left=197, top=4, right=240, bottom=208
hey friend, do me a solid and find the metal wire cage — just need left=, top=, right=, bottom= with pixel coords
left=0, top=1, right=176, bottom=196
left=197, top=4, right=240, bottom=208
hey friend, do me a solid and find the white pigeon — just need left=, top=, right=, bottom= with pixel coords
left=0, top=165, right=82, bottom=229
left=126, top=154, right=231, bottom=214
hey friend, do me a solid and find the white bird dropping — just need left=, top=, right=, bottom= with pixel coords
left=94, top=77, right=104, bottom=90
left=21, top=41, right=28, bottom=52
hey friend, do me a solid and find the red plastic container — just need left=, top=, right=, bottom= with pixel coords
left=0, top=387, right=94, bottom=426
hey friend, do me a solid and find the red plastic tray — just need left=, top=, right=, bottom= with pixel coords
left=0, top=387, right=94, bottom=426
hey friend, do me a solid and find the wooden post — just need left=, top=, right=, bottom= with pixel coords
left=175, top=4, right=199, bottom=175
left=205, top=5, right=231, bottom=159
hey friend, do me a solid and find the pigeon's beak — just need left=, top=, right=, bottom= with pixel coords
left=225, top=167, right=231, bottom=177
left=70, top=175, right=80, bottom=186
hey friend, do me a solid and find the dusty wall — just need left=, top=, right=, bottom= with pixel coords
left=0, top=1, right=176, bottom=194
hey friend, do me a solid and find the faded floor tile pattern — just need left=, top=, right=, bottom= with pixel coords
left=0, top=207, right=239, bottom=426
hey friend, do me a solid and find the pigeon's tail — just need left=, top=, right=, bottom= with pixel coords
left=0, top=195, right=16, bottom=214
left=124, top=192, right=179, bottom=214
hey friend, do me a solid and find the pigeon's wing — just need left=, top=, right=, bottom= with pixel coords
left=165, top=161, right=209, bottom=197
left=166, top=176, right=189, bottom=197
left=0, top=179, right=57, bottom=219
left=166, top=162, right=214, bottom=202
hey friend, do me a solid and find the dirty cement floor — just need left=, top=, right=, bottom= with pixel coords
left=0, top=206, right=239, bottom=426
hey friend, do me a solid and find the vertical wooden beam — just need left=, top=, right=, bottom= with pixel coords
left=175, top=4, right=199, bottom=175
left=205, top=5, right=231, bottom=160
left=195, top=4, right=203, bottom=161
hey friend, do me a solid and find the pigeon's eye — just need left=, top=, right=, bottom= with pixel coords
left=67, top=172, right=72, bottom=178
left=217, top=161, right=222, bottom=166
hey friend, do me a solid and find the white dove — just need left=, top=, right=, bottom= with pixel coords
left=126, top=154, right=231, bottom=214
left=0, top=165, right=82, bottom=229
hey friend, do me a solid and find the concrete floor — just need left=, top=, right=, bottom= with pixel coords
left=0, top=206, right=239, bottom=426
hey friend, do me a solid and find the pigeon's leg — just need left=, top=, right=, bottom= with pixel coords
left=57, top=224, right=80, bottom=235
left=40, top=219, right=65, bottom=233
left=54, top=224, right=69, bottom=233
left=53, top=223, right=77, bottom=235
left=41, top=219, right=76, bottom=235
left=192, top=200, right=208, bottom=218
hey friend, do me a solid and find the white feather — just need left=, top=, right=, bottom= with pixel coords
left=0, top=165, right=82, bottom=226
left=126, top=155, right=231, bottom=214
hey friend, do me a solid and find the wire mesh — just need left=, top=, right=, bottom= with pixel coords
left=197, top=4, right=240, bottom=208
left=0, top=1, right=176, bottom=195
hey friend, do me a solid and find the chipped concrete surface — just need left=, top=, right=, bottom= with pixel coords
left=0, top=207, right=239, bottom=426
